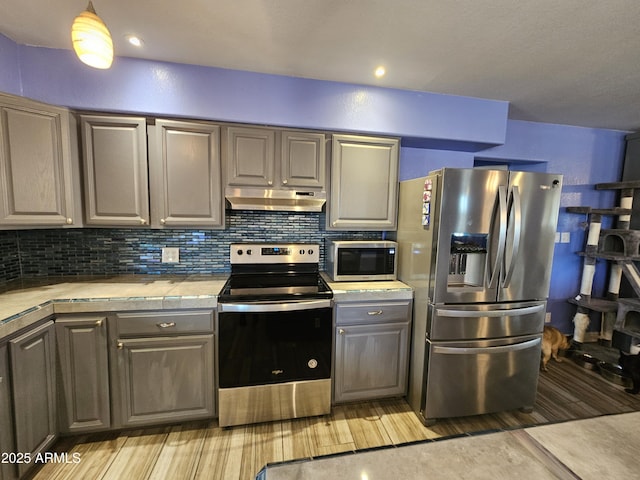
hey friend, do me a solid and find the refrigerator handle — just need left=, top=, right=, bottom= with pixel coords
left=489, top=185, right=508, bottom=288
left=436, top=303, right=545, bottom=318
left=503, top=185, right=522, bottom=287
left=432, top=337, right=541, bottom=355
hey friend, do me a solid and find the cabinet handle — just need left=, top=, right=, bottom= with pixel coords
left=96, top=319, right=103, bottom=326
left=268, top=180, right=273, bottom=186
left=117, top=342, right=123, bottom=349
left=282, top=179, right=288, bottom=184
left=66, top=218, right=73, bottom=225
left=160, top=218, right=166, bottom=225
left=157, top=322, right=176, bottom=328
left=338, top=328, right=345, bottom=335
left=140, top=218, right=147, bottom=225
left=0, top=376, right=3, bottom=384
left=367, top=310, right=383, bottom=315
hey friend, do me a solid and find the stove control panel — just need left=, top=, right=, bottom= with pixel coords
left=230, top=243, right=319, bottom=264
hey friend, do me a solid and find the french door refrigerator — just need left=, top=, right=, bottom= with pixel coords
left=395, top=168, right=562, bottom=425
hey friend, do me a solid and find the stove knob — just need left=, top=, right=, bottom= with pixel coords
left=308, top=248, right=314, bottom=255
left=247, top=249, right=252, bottom=255
left=237, top=249, right=243, bottom=256
left=299, top=249, right=305, bottom=255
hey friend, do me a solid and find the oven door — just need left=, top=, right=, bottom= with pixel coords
left=217, top=299, right=332, bottom=426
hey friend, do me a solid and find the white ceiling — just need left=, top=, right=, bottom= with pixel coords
left=2, top=0, right=640, bottom=131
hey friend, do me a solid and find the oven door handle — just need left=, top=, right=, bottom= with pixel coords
left=219, top=299, right=332, bottom=313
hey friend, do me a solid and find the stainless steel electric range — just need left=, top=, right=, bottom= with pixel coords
left=217, top=243, right=333, bottom=427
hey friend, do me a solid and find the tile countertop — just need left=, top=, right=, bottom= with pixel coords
left=0, top=275, right=228, bottom=339
left=321, top=274, right=413, bottom=302
left=0, top=275, right=413, bottom=339
left=259, top=411, right=640, bottom=480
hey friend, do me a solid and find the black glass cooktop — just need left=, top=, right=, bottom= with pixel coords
left=218, top=269, right=332, bottom=302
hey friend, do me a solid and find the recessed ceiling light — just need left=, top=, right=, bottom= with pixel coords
left=125, top=34, right=143, bottom=47
left=374, top=66, right=386, bottom=78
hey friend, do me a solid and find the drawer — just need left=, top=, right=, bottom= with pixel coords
left=336, top=301, right=411, bottom=326
left=114, top=310, right=214, bottom=336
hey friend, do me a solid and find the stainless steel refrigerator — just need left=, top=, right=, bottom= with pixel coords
left=395, top=168, right=562, bottom=425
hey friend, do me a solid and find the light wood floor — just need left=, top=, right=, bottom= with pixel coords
left=31, top=358, right=640, bottom=480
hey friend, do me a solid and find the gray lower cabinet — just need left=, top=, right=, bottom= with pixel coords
left=80, top=115, right=150, bottom=226
left=327, top=134, right=399, bottom=230
left=148, top=119, right=224, bottom=228
left=334, top=301, right=411, bottom=403
left=0, top=343, right=16, bottom=480
left=55, top=315, right=110, bottom=434
left=110, top=310, right=215, bottom=428
left=0, top=93, right=80, bottom=228
left=9, top=321, right=57, bottom=478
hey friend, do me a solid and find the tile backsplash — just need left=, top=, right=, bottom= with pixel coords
left=0, top=211, right=382, bottom=283
left=0, top=231, right=20, bottom=287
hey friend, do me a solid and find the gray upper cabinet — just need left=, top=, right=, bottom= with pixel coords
left=225, top=126, right=326, bottom=189
left=280, top=130, right=326, bottom=188
left=56, top=315, right=110, bottom=434
left=10, top=321, right=57, bottom=478
left=0, top=93, right=80, bottom=228
left=149, top=119, right=224, bottom=228
left=80, top=115, right=150, bottom=226
left=226, top=126, right=276, bottom=187
left=0, top=343, right=16, bottom=480
left=328, top=134, right=399, bottom=230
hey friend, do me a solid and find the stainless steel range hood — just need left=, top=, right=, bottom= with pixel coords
left=225, top=187, right=326, bottom=212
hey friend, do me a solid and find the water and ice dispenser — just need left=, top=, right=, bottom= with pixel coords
left=448, top=233, right=487, bottom=289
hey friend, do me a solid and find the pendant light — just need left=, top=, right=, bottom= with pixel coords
left=71, top=1, right=113, bottom=69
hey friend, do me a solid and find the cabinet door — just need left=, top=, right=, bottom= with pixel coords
left=81, top=115, right=149, bottom=226
left=149, top=120, right=224, bottom=228
left=113, top=335, right=214, bottom=428
left=0, top=94, right=77, bottom=227
left=0, top=344, right=16, bottom=480
left=334, top=321, right=409, bottom=403
left=281, top=131, right=326, bottom=189
left=56, top=316, right=110, bottom=433
left=328, top=134, right=399, bottom=230
left=225, top=126, right=275, bottom=187
left=10, top=321, right=56, bottom=478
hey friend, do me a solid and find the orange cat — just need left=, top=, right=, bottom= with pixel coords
left=541, top=325, right=570, bottom=371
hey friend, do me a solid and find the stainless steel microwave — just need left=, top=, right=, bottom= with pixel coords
left=325, top=240, right=398, bottom=281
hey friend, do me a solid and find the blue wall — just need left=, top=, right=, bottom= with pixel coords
left=0, top=34, right=631, bottom=334
left=13, top=41, right=508, bottom=151
left=0, top=33, right=20, bottom=95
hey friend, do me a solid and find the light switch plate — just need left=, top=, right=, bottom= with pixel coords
left=162, top=247, right=180, bottom=263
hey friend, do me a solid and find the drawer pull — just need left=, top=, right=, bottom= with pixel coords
left=0, top=376, right=3, bottom=384
left=96, top=319, right=103, bottom=327
left=117, top=342, right=123, bottom=349
left=339, top=328, right=346, bottom=335
left=157, top=322, right=176, bottom=328
left=367, top=310, right=383, bottom=315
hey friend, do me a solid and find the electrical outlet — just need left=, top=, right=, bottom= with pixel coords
left=545, top=312, right=552, bottom=323
left=555, top=232, right=560, bottom=243
left=561, top=232, right=570, bottom=243
left=162, top=247, right=180, bottom=263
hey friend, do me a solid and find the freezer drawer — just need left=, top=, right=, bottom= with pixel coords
left=422, top=334, right=541, bottom=422
left=428, top=301, right=545, bottom=341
